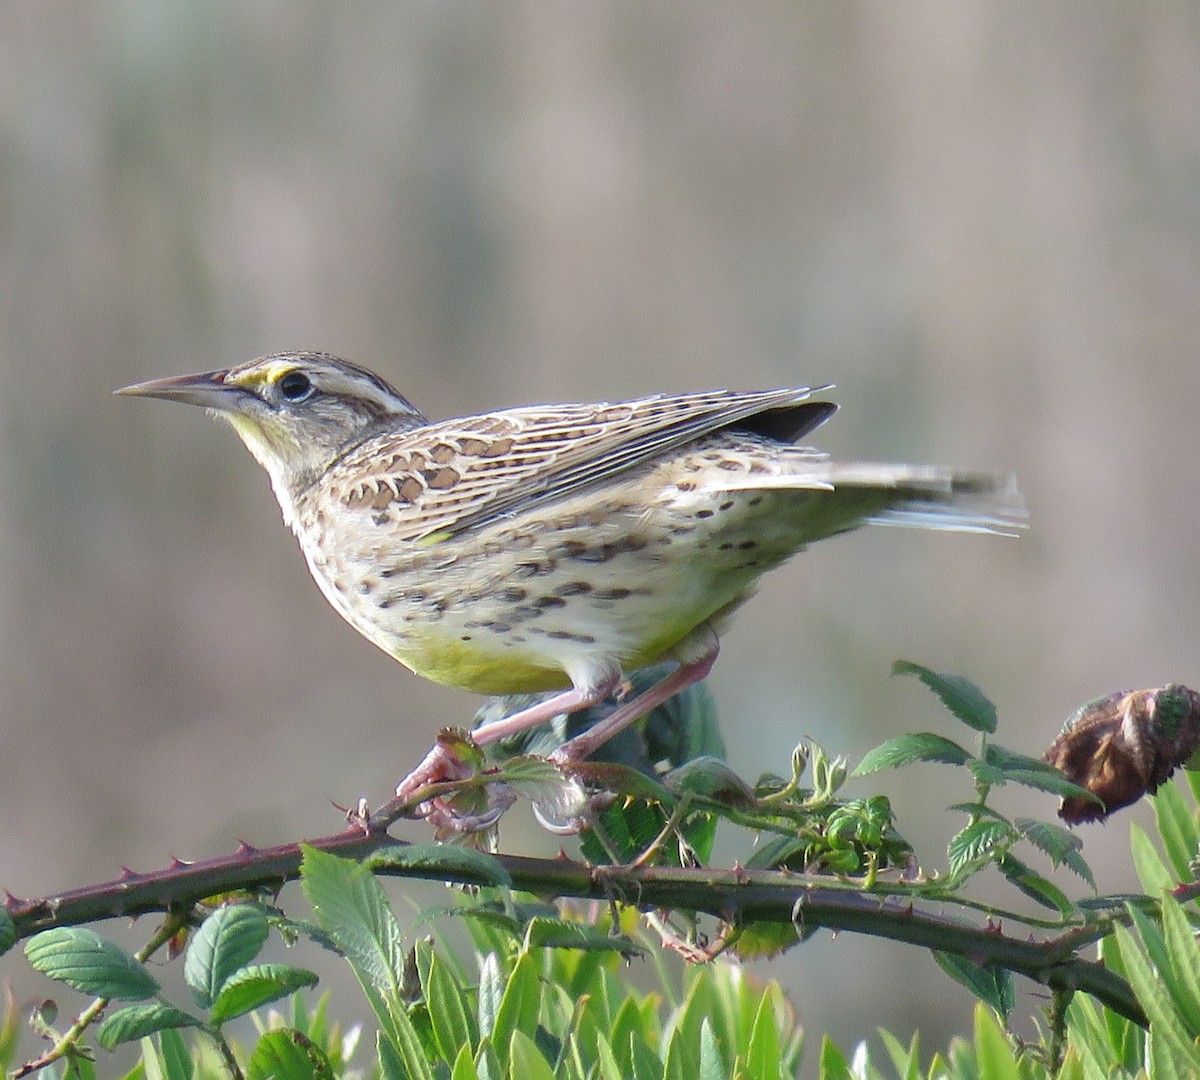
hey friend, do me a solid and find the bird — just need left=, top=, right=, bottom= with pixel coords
left=118, top=352, right=1023, bottom=817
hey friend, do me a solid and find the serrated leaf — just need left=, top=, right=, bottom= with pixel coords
left=300, top=845, right=405, bottom=1000
left=246, top=1027, right=334, bottom=1080
left=983, top=744, right=1061, bottom=775
left=934, top=953, right=1014, bottom=1018
left=724, top=916, right=801, bottom=960
left=663, top=757, right=757, bottom=809
left=569, top=761, right=677, bottom=805
left=365, top=844, right=512, bottom=889
left=997, top=855, right=1072, bottom=914
left=581, top=798, right=673, bottom=866
left=1004, top=768, right=1101, bottom=802
left=892, top=660, right=997, bottom=733
left=948, top=802, right=1011, bottom=823
left=96, top=1003, right=200, bottom=1049
left=209, top=964, right=319, bottom=1024
left=948, top=819, right=1011, bottom=875
left=184, top=904, right=269, bottom=1009
left=1016, top=818, right=1096, bottom=889
left=966, top=761, right=1007, bottom=788
left=25, top=927, right=159, bottom=1000
left=851, top=733, right=971, bottom=777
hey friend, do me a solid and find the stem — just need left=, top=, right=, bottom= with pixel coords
left=5, top=827, right=1147, bottom=1027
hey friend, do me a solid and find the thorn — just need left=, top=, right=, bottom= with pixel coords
left=4, top=889, right=24, bottom=910
left=168, top=856, right=192, bottom=870
left=234, top=840, right=259, bottom=856
left=330, top=797, right=351, bottom=814
left=119, top=866, right=140, bottom=880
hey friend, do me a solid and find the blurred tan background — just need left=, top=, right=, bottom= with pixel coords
left=3, top=0, right=1200, bottom=1058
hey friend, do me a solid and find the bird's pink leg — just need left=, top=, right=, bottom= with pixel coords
left=395, top=675, right=620, bottom=800
left=550, top=639, right=720, bottom=765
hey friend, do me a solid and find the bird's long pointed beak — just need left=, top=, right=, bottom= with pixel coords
left=114, top=369, right=246, bottom=410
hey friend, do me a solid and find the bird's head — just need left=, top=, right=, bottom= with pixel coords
left=118, top=352, right=427, bottom=506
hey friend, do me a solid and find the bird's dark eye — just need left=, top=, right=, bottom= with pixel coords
left=278, top=371, right=313, bottom=402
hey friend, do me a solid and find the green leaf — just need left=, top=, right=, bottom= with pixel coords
left=300, top=845, right=405, bottom=999
left=982, top=744, right=1060, bottom=776
left=1130, top=823, right=1175, bottom=893
left=1002, top=768, right=1100, bottom=803
left=473, top=1037, right=503, bottom=1080
left=817, top=1035, right=852, bottom=1079
left=377, top=1028, right=407, bottom=1080
left=1015, top=818, right=1095, bottom=888
left=933, top=953, right=1014, bottom=1019
left=628, top=1027, right=664, bottom=1080
left=1152, top=783, right=1199, bottom=883
left=524, top=918, right=643, bottom=957
left=157, top=1027, right=194, bottom=1080
left=246, top=1028, right=335, bottom=1080
left=184, top=904, right=269, bottom=1009
left=1160, top=894, right=1200, bottom=1037
left=96, top=1004, right=200, bottom=1049
left=1114, top=922, right=1200, bottom=1069
left=451, top=1042, right=481, bottom=1080
left=593, top=1036, right=625, bottom=1080
left=507, top=1030, right=557, bottom=1080
left=580, top=797, right=674, bottom=866
left=367, top=843, right=512, bottom=889
left=892, top=660, right=997, bottom=733
left=877, top=1028, right=921, bottom=1080
left=971, top=1002, right=1020, bottom=1079
left=0, top=907, right=15, bottom=957
left=967, top=761, right=1007, bottom=788
left=383, top=996, right=437, bottom=1080
left=209, top=964, right=319, bottom=1024
left=663, top=757, right=757, bottom=810
left=851, top=733, right=972, bottom=777
left=948, top=820, right=1011, bottom=876
left=744, top=987, right=784, bottom=1080
left=425, top=950, right=478, bottom=1065
left=476, top=952, right=504, bottom=1043
left=698, top=1019, right=728, bottom=1080
left=25, top=927, right=159, bottom=1000
left=997, top=855, right=1072, bottom=914
left=491, top=952, right=539, bottom=1063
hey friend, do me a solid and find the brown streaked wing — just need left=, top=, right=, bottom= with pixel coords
left=337, top=387, right=834, bottom=541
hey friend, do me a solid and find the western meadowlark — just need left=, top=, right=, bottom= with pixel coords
left=118, top=353, right=1023, bottom=814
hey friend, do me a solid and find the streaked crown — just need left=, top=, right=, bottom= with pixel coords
left=118, top=352, right=426, bottom=506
